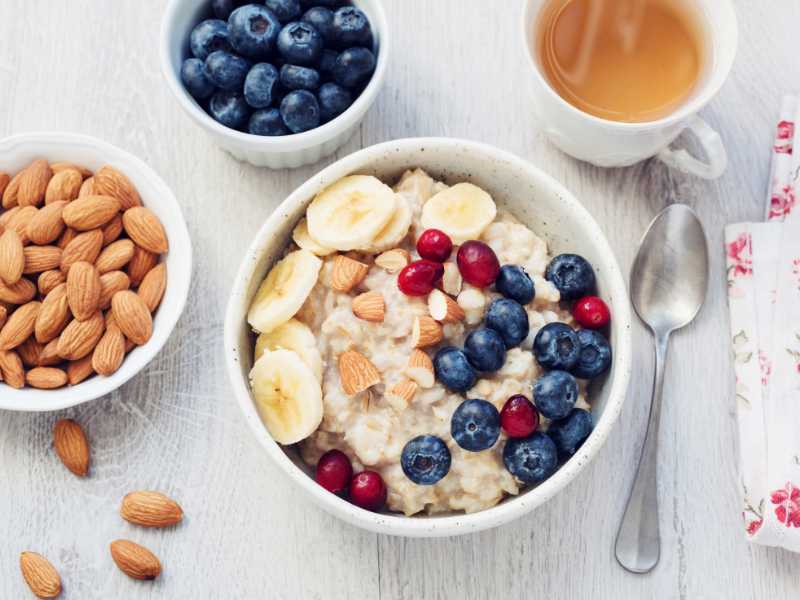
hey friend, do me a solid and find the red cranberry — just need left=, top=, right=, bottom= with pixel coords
left=315, top=449, right=353, bottom=494
left=349, top=470, right=387, bottom=511
left=456, top=241, right=500, bottom=288
left=416, top=229, right=453, bottom=262
left=500, top=395, right=539, bottom=438
left=572, top=296, right=611, bottom=329
left=398, top=259, right=444, bottom=296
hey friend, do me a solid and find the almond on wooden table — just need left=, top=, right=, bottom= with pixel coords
left=26, top=200, right=67, bottom=245
left=53, top=418, right=89, bottom=476
left=56, top=311, right=104, bottom=360
left=122, top=207, right=168, bottom=254
left=98, top=270, right=130, bottom=309
left=44, top=169, right=82, bottom=204
left=137, top=263, right=166, bottom=312
left=37, top=269, right=65, bottom=296
left=27, top=367, right=67, bottom=389
left=60, top=228, right=103, bottom=272
left=66, top=261, right=101, bottom=321
left=110, top=540, right=161, bottom=580
left=0, top=300, right=41, bottom=350
left=35, top=283, right=70, bottom=344
left=111, top=290, right=152, bottom=345
left=93, top=165, right=141, bottom=210
left=23, top=245, right=62, bottom=274
left=16, top=159, right=52, bottom=208
left=61, top=195, right=120, bottom=231
left=95, top=239, right=134, bottom=274
left=120, top=490, right=184, bottom=528
left=0, top=229, right=25, bottom=284
left=0, top=349, right=25, bottom=388
left=19, top=551, right=62, bottom=599
left=92, top=324, right=125, bottom=376
left=127, top=246, right=158, bottom=286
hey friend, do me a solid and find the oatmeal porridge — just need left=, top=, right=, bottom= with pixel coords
left=246, top=168, right=611, bottom=516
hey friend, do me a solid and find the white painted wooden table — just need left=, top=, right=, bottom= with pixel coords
left=2, top=1, right=800, bottom=597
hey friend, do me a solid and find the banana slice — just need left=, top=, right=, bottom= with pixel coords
left=292, top=218, right=335, bottom=257
left=250, top=349, right=323, bottom=445
left=306, top=175, right=396, bottom=251
left=420, top=182, right=497, bottom=244
left=254, top=318, right=323, bottom=381
left=359, top=193, right=412, bottom=252
left=247, top=249, right=322, bottom=334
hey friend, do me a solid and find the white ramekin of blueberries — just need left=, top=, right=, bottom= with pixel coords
left=161, top=0, right=388, bottom=168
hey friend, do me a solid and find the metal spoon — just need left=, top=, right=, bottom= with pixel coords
left=614, top=204, right=709, bottom=574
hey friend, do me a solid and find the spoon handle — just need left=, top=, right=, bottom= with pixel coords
left=614, top=331, right=670, bottom=573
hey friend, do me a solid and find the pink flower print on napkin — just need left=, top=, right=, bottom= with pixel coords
left=768, top=185, right=797, bottom=220
left=747, top=518, right=764, bottom=536
left=759, top=350, right=772, bottom=387
left=727, top=233, right=753, bottom=278
left=771, top=482, right=800, bottom=527
left=775, top=120, right=794, bottom=154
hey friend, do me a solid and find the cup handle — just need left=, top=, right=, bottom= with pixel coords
left=656, top=115, right=728, bottom=179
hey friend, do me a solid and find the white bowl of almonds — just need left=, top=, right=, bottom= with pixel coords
left=225, top=138, right=631, bottom=537
left=0, top=132, right=191, bottom=411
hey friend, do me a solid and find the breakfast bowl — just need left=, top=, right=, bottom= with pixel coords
left=0, top=132, right=192, bottom=412
left=160, top=0, right=390, bottom=169
left=225, top=137, right=631, bottom=537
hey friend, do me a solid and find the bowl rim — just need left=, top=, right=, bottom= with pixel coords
left=224, top=137, right=632, bottom=537
left=0, top=131, right=193, bottom=412
left=159, top=0, right=390, bottom=151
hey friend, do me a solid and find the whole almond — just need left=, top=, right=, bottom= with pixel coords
left=37, top=270, right=66, bottom=296
left=39, top=339, right=61, bottom=366
left=95, top=239, right=134, bottom=274
left=92, top=325, right=125, bottom=376
left=57, top=227, right=77, bottom=249
left=27, top=367, right=67, bottom=390
left=0, top=229, right=25, bottom=284
left=78, top=177, right=95, bottom=198
left=60, top=229, right=103, bottom=273
left=0, top=305, right=6, bottom=329
left=6, top=205, right=38, bottom=243
left=352, top=290, right=384, bottom=322
left=53, top=418, right=89, bottom=476
left=120, top=491, right=184, bottom=528
left=44, top=169, right=82, bottom=204
left=122, top=207, right=169, bottom=254
left=137, top=263, right=166, bottom=312
left=411, top=315, right=443, bottom=349
left=19, top=551, right=62, bottom=599
left=16, top=159, right=52, bottom=207
left=27, top=201, right=67, bottom=244
left=111, top=291, right=152, bottom=345
left=94, top=165, right=142, bottom=210
left=57, top=312, right=104, bottom=360
left=66, top=354, right=94, bottom=385
left=101, top=214, right=123, bottom=246
left=2, top=172, right=21, bottom=209
left=99, top=270, right=130, bottom=309
left=62, top=195, right=120, bottom=231
left=35, top=284, right=71, bottom=344
left=0, top=301, right=41, bottom=350
left=67, top=262, right=101, bottom=321
left=0, top=350, right=24, bottom=388
left=23, top=245, right=62, bottom=274
left=338, top=350, right=381, bottom=396
left=0, top=277, right=37, bottom=305
left=0, top=206, right=20, bottom=229
left=17, top=336, right=44, bottom=367
left=51, top=161, right=92, bottom=178
left=331, top=255, right=369, bottom=293
left=127, top=246, right=158, bottom=286
left=110, top=540, right=161, bottom=580
left=0, top=172, right=10, bottom=203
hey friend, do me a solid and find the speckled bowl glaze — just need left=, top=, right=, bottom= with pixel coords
left=224, top=138, right=632, bottom=537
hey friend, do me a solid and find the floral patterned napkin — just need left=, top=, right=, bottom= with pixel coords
left=726, top=97, right=800, bottom=550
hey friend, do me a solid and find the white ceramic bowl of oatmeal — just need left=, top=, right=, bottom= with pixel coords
left=224, top=137, right=631, bottom=537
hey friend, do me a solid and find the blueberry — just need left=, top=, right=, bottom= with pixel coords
left=265, top=0, right=302, bottom=23
left=228, top=4, right=282, bottom=59
left=332, top=47, right=375, bottom=88
left=277, top=21, right=324, bottom=66
left=451, top=399, right=501, bottom=452
left=503, top=432, right=558, bottom=484
left=548, top=408, right=593, bottom=457
left=301, top=6, right=335, bottom=41
left=545, top=254, right=596, bottom=300
left=533, top=322, right=579, bottom=370
left=532, top=370, right=578, bottom=420
left=318, top=49, right=338, bottom=78
left=401, top=435, right=451, bottom=485
left=485, top=298, right=529, bottom=349
left=243, top=63, right=279, bottom=107
left=181, top=58, right=216, bottom=100
left=496, top=265, right=535, bottom=305
left=279, top=89, right=320, bottom=132
left=331, top=6, right=372, bottom=47
left=204, top=50, right=251, bottom=91
left=433, top=347, right=477, bottom=393
left=190, top=19, right=231, bottom=60
left=279, top=64, right=320, bottom=91
left=464, top=328, right=506, bottom=373
left=571, top=329, right=612, bottom=379
left=248, top=108, right=289, bottom=135
left=211, top=0, right=247, bottom=20
left=208, top=90, right=251, bottom=129
left=317, top=82, right=352, bottom=121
